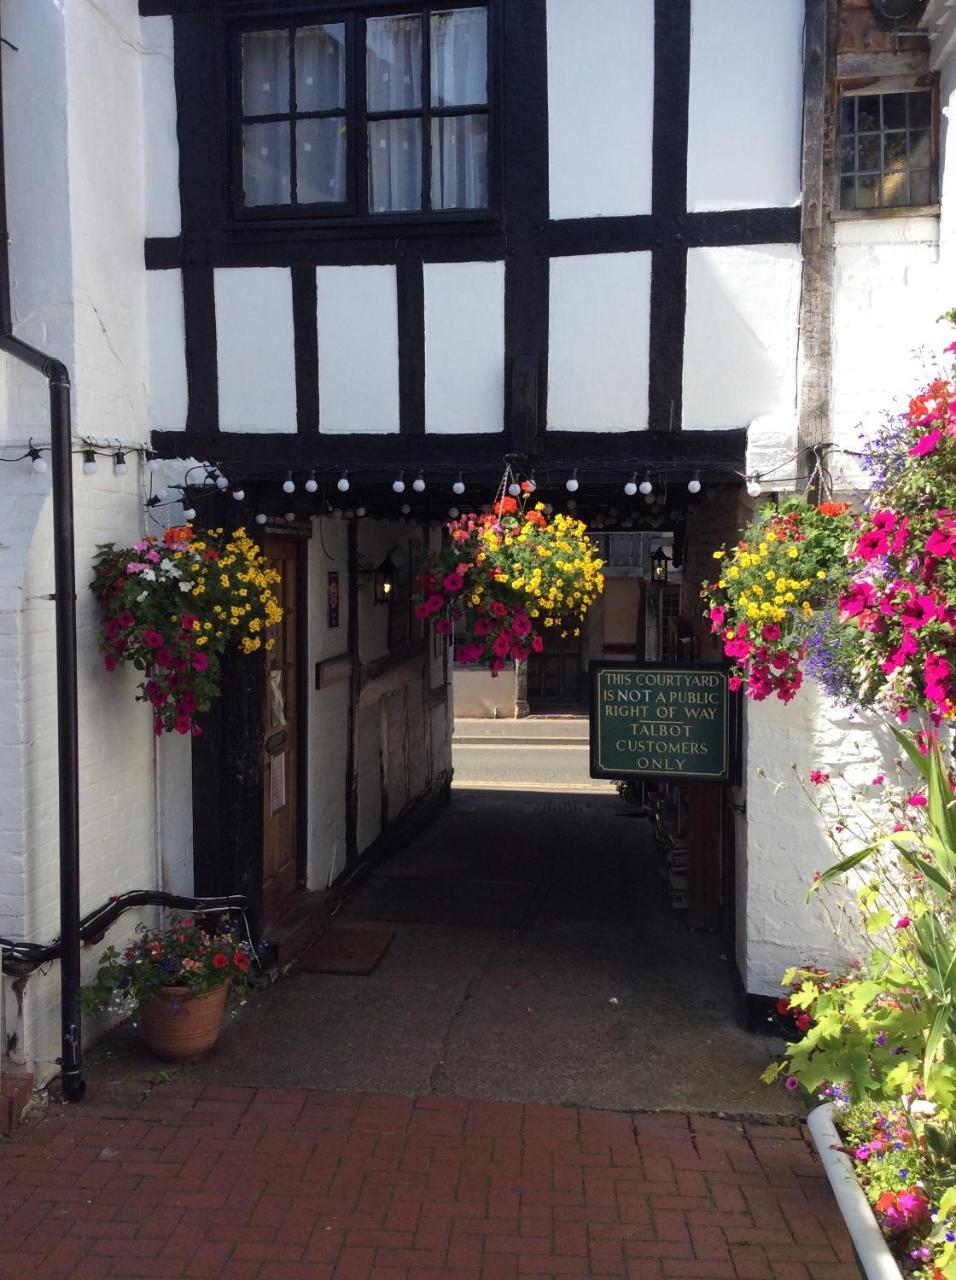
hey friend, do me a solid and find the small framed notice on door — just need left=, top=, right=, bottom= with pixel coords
left=270, top=751, right=287, bottom=815
left=327, top=570, right=340, bottom=629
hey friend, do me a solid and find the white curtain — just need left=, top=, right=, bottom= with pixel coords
left=295, top=24, right=346, bottom=112
left=430, top=8, right=487, bottom=108
left=242, top=30, right=290, bottom=114
left=243, top=121, right=291, bottom=206
left=430, top=10, right=487, bottom=209
left=367, top=15, right=424, bottom=211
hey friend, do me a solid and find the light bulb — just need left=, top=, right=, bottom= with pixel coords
left=305, top=471, right=318, bottom=494
left=182, top=505, right=196, bottom=521
left=113, top=450, right=128, bottom=477
left=232, top=488, right=245, bottom=501
left=565, top=470, right=579, bottom=493
left=638, top=472, right=653, bottom=495
left=400, top=503, right=411, bottom=515
left=567, top=498, right=577, bottom=510
left=643, top=492, right=655, bottom=505
left=747, top=476, right=762, bottom=498
left=452, top=473, right=465, bottom=496
left=508, top=482, right=521, bottom=497
left=527, top=473, right=537, bottom=493
left=344, top=508, right=355, bottom=519
left=282, top=471, right=296, bottom=495
left=28, top=447, right=47, bottom=474
left=145, top=452, right=160, bottom=473
left=448, top=507, right=459, bottom=518
left=82, top=449, right=97, bottom=476
left=624, top=472, right=638, bottom=497
left=412, top=471, right=426, bottom=493
left=355, top=506, right=367, bottom=518
left=255, top=512, right=267, bottom=525
left=392, top=473, right=406, bottom=494
left=215, top=472, right=229, bottom=490
left=332, top=508, right=343, bottom=520
left=544, top=504, right=553, bottom=515
left=285, top=511, right=295, bottom=522
left=336, top=471, right=350, bottom=493
left=688, top=472, right=701, bottom=495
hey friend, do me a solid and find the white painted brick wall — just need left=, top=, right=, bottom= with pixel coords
left=1, top=457, right=157, bottom=1080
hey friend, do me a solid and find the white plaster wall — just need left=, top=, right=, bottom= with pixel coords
left=1, top=2, right=74, bottom=440
left=424, top=261, right=504, bottom=434
left=830, top=218, right=948, bottom=488
left=548, top=252, right=652, bottom=431
left=215, top=268, right=297, bottom=433
left=547, top=0, right=654, bottom=219
left=742, top=685, right=913, bottom=997
left=65, top=0, right=149, bottom=441
left=683, top=244, right=801, bottom=430
left=145, top=270, right=188, bottom=432
left=317, top=266, right=401, bottom=433
left=157, top=736, right=193, bottom=897
left=141, top=16, right=180, bottom=240
left=687, top=0, right=803, bottom=213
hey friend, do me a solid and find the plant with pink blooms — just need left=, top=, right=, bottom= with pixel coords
left=837, top=340, right=956, bottom=726
left=414, top=496, right=604, bottom=675
left=92, top=525, right=282, bottom=735
left=701, top=499, right=854, bottom=702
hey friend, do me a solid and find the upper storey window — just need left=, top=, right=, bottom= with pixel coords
left=237, top=6, right=490, bottom=219
left=838, top=89, right=937, bottom=212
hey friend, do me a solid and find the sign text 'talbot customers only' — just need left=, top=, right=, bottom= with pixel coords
left=589, top=665, right=733, bottom=782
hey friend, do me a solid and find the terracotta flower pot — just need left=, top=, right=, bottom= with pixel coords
left=139, top=982, right=229, bottom=1062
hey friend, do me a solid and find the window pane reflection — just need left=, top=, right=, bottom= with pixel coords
left=243, top=121, right=291, bottom=205
left=431, top=9, right=487, bottom=107
left=297, top=119, right=347, bottom=203
left=431, top=114, right=488, bottom=209
left=295, top=25, right=347, bottom=112
left=242, top=31, right=290, bottom=115
left=366, top=15, right=422, bottom=112
left=368, top=117, right=422, bottom=212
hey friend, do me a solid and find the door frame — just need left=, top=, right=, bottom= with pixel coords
left=190, top=521, right=310, bottom=933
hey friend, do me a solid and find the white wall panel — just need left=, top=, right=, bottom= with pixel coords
left=317, top=265, right=401, bottom=433
left=683, top=244, right=801, bottom=430
left=548, top=252, right=651, bottom=431
left=547, top=0, right=654, bottom=219
left=687, top=0, right=802, bottom=212
left=145, top=270, right=187, bottom=432
left=142, top=17, right=181, bottom=238
left=215, top=268, right=297, bottom=432
left=424, top=261, right=504, bottom=434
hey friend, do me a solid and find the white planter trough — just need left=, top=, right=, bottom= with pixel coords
left=807, top=1104, right=904, bottom=1280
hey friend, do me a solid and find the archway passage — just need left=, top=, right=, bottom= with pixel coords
left=89, top=724, right=795, bottom=1120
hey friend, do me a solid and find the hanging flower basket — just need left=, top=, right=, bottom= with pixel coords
left=701, top=498, right=854, bottom=702
left=91, top=524, right=283, bottom=735
left=415, top=494, right=605, bottom=674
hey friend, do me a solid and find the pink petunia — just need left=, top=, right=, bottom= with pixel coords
left=490, top=601, right=508, bottom=618
left=442, top=572, right=465, bottom=593
left=910, top=428, right=942, bottom=456
left=908, top=793, right=927, bottom=808
left=809, top=769, right=829, bottom=785
left=191, top=651, right=209, bottom=673
left=474, top=617, right=494, bottom=636
left=144, top=629, right=163, bottom=649
left=761, top=623, right=782, bottom=642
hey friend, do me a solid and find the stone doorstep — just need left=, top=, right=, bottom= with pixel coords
left=0, top=1070, right=35, bottom=1136
left=263, top=889, right=333, bottom=971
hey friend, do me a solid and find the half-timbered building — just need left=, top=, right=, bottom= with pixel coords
left=0, top=0, right=953, bottom=1085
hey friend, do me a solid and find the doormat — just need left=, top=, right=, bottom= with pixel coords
left=356, top=878, right=540, bottom=928
left=297, top=926, right=395, bottom=975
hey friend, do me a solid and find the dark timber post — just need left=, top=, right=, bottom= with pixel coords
left=797, top=0, right=839, bottom=498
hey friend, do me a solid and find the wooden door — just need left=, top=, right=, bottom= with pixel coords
left=262, top=539, right=299, bottom=921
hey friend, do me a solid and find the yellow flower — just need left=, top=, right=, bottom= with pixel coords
left=712, top=550, right=725, bottom=560
left=816, top=570, right=826, bottom=580
left=196, top=636, right=208, bottom=646
left=787, top=547, right=799, bottom=560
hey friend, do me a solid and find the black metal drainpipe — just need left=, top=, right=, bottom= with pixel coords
left=0, top=28, right=85, bottom=1101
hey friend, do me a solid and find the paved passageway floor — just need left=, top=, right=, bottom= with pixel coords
left=86, top=784, right=796, bottom=1118
left=0, top=1082, right=855, bottom=1280
left=1, top=733, right=854, bottom=1277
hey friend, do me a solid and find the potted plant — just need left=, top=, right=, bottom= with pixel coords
left=414, top=491, right=605, bottom=676
left=81, top=915, right=255, bottom=1062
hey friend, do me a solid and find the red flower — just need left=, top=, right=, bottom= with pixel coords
left=817, top=502, right=851, bottom=517
left=211, top=953, right=228, bottom=968
left=233, top=951, right=250, bottom=971
left=493, top=497, right=518, bottom=515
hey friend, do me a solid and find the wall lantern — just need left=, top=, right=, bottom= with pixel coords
left=374, top=557, right=396, bottom=605
left=650, top=545, right=670, bottom=585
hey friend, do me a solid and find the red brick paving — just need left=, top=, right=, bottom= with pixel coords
left=0, top=1083, right=855, bottom=1280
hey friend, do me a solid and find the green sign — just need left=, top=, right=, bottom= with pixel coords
left=589, top=663, right=734, bottom=782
